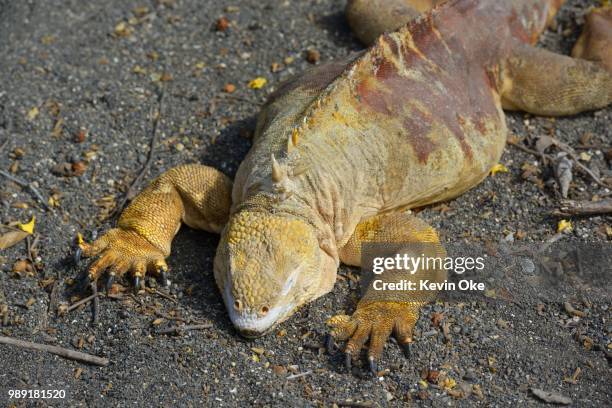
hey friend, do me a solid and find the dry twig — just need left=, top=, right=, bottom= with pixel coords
left=66, top=293, right=99, bottom=313
left=552, top=198, right=612, bottom=217
left=156, top=323, right=213, bottom=334
left=286, top=370, right=313, bottom=380
left=0, top=170, right=51, bottom=211
left=0, top=335, right=109, bottom=366
left=554, top=141, right=610, bottom=189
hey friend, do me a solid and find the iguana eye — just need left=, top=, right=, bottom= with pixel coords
left=234, top=300, right=242, bottom=311
left=260, top=306, right=269, bottom=316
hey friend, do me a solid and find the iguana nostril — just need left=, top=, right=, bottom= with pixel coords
left=260, top=306, right=269, bottom=316
left=234, top=300, right=242, bottom=311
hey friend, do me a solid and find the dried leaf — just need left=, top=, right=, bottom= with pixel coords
left=215, top=16, right=230, bottom=31
left=554, top=153, right=573, bottom=199
left=248, top=77, right=267, bottom=89
left=114, top=21, right=133, bottom=37
left=0, top=229, right=29, bottom=250
left=51, top=117, right=64, bottom=138
left=490, top=163, right=509, bottom=176
left=579, top=132, right=592, bottom=146
left=431, top=312, right=444, bottom=327
left=17, top=216, right=35, bottom=234
left=132, top=65, right=147, bottom=75
left=557, top=219, right=573, bottom=234
left=12, top=259, right=34, bottom=276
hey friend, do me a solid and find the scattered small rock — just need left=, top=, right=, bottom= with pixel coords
left=250, top=347, right=264, bottom=355
left=306, top=48, right=320, bottom=64
left=216, top=17, right=230, bottom=31
left=75, top=129, right=87, bottom=143
left=272, top=365, right=286, bottom=375
left=416, top=390, right=430, bottom=400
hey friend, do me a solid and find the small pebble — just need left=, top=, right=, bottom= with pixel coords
left=306, top=48, right=320, bottom=64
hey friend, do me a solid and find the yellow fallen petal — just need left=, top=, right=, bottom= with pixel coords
left=27, top=107, right=39, bottom=121
left=17, top=216, right=36, bottom=234
left=557, top=219, right=573, bottom=233
left=76, top=232, right=84, bottom=245
left=490, top=163, right=509, bottom=176
left=441, top=377, right=457, bottom=390
left=48, top=195, right=60, bottom=207
left=248, top=77, right=267, bottom=89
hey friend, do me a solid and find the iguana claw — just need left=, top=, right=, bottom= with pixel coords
left=105, top=274, right=115, bottom=293
left=326, top=334, right=339, bottom=355
left=133, top=276, right=141, bottom=293
left=74, top=246, right=82, bottom=265
left=344, top=352, right=352, bottom=372
left=400, top=342, right=412, bottom=359
left=368, top=356, right=378, bottom=377
left=158, top=266, right=169, bottom=287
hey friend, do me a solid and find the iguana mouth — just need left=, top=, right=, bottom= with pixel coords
left=228, top=306, right=290, bottom=338
left=224, top=284, right=294, bottom=338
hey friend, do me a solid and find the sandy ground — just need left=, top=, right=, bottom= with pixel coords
left=0, top=0, right=610, bottom=406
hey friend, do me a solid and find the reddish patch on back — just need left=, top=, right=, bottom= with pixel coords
left=356, top=79, right=391, bottom=115
left=403, top=109, right=436, bottom=163
left=351, top=0, right=526, bottom=163
left=381, top=33, right=399, bottom=57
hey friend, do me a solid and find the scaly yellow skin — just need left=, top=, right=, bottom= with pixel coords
left=78, top=0, right=612, bottom=372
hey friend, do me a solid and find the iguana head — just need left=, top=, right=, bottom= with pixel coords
left=214, top=211, right=323, bottom=337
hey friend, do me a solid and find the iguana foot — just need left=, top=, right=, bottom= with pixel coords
left=77, top=228, right=169, bottom=293
left=327, top=301, right=420, bottom=376
left=74, top=164, right=232, bottom=295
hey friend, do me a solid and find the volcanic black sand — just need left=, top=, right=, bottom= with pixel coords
left=0, top=0, right=610, bottom=406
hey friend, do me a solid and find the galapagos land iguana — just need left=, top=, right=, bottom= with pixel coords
left=76, top=0, right=612, bottom=374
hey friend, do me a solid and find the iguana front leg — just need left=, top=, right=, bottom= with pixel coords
left=78, top=164, right=232, bottom=291
left=328, top=211, right=446, bottom=375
